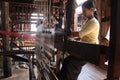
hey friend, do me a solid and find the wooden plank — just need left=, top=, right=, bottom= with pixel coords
left=3, top=0, right=33, bottom=3
left=66, top=40, right=108, bottom=65
left=0, top=50, right=34, bottom=54
left=107, top=0, right=120, bottom=79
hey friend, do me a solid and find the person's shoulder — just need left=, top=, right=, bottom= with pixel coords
left=91, top=17, right=98, bottom=22
left=92, top=18, right=99, bottom=25
left=88, top=18, right=97, bottom=24
left=87, top=18, right=99, bottom=28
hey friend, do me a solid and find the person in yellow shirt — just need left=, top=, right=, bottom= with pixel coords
left=72, top=0, right=100, bottom=44
left=58, top=0, right=100, bottom=80
left=78, top=16, right=99, bottom=44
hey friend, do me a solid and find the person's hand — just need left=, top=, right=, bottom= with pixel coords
left=67, top=36, right=75, bottom=41
left=74, top=37, right=80, bottom=40
left=68, top=37, right=80, bottom=41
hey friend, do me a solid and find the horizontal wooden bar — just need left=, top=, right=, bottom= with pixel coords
left=0, top=50, right=35, bottom=55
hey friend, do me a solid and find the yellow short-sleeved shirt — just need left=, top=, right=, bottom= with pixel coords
left=79, top=17, right=100, bottom=44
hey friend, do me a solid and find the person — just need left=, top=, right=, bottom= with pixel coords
left=58, top=0, right=100, bottom=80
left=71, top=0, right=100, bottom=44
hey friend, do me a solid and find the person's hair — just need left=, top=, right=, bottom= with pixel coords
left=82, top=0, right=95, bottom=10
left=82, top=0, right=98, bottom=19
left=94, top=10, right=98, bottom=19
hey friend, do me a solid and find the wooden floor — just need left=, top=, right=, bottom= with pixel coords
left=0, top=63, right=107, bottom=80
left=0, top=69, right=29, bottom=80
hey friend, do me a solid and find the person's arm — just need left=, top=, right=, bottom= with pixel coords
left=79, top=22, right=97, bottom=38
left=68, top=31, right=81, bottom=41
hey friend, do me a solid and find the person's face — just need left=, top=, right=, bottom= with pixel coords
left=82, top=7, right=93, bottom=18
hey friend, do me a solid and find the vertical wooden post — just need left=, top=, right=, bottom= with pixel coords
left=107, top=0, right=120, bottom=79
left=94, top=0, right=103, bottom=43
left=94, top=0, right=101, bottom=22
left=0, top=0, right=2, bottom=30
left=59, top=0, right=64, bottom=29
left=65, top=0, right=75, bottom=36
left=1, top=2, right=12, bottom=77
left=0, top=0, right=3, bottom=73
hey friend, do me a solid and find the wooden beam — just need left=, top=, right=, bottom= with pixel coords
left=2, top=0, right=33, bottom=3
left=65, top=0, right=75, bottom=35
left=1, top=2, right=12, bottom=77
left=107, top=0, right=120, bottom=79
left=66, top=40, right=108, bottom=65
